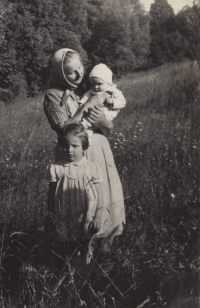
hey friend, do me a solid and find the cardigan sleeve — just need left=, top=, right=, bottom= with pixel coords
left=43, top=89, right=69, bottom=129
left=111, top=88, right=126, bottom=109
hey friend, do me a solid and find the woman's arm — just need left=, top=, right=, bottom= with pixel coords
left=54, top=92, right=112, bottom=134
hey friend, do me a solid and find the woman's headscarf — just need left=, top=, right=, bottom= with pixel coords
left=49, top=48, right=84, bottom=90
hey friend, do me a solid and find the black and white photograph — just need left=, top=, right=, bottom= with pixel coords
left=0, top=0, right=199, bottom=307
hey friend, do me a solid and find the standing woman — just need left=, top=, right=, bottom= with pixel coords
left=44, top=48, right=125, bottom=249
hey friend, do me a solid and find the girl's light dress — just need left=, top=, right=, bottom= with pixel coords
left=48, top=157, right=103, bottom=241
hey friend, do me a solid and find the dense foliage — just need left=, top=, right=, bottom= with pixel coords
left=0, top=0, right=200, bottom=102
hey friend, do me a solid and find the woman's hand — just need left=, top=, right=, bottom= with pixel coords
left=87, top=106, right=113, bottom=134
left=87, top=106, right=106, bottom=127
left=86, top=91, right=111, bottom=109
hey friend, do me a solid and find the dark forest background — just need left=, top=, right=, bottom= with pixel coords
left=1, top=0, right=200, bottom=103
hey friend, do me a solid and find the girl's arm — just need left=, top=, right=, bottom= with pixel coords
left=46, top=182, right=57, bottom=232
left=47, top=182, right=57, bottom=214
left=90, top=182, right=103, bottom=233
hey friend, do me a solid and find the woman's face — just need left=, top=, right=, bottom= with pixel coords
left=64, top=56, right=84, bottom=85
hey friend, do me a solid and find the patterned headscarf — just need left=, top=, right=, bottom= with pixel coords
left=49, top=48, right=84, bottom=90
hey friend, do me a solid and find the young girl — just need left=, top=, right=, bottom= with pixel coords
left=47, top=123, right=103, bottom=263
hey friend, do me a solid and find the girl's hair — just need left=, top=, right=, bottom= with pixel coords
left=63, top=51, right=80, bottom=67
left=58, top=122, right=89, bottom=151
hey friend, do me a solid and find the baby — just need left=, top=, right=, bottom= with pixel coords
left=79, top=63, right=126, bottom=144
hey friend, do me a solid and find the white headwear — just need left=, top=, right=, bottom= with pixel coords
left=89, top=63, right=113, bottom=85
left=49, top=48, right=84, bottom=89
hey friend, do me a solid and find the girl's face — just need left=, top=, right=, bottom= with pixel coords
left=90, top=77, right=109, bottom=92
left=61, top=133, right=83, bottom=163
left=64, top=56, right=84, bottom=85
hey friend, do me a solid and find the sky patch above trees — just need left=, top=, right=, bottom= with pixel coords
left=141, top=0, right=195, bottom=13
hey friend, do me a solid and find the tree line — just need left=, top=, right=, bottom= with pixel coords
left=0, top=0, right=200, bottom=103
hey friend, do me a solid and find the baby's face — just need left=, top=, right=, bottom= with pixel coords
left=90, top=77, right=109, bottom=92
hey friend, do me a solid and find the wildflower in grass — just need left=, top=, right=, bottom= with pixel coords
left=171, top=193, right=175, bottom=199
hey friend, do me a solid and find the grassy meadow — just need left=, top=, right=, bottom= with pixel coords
left=0, top=62, right=199, bottom=307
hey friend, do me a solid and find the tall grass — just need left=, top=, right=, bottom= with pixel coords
left=0, top=62, right=199, bottom=307
left=0, top=97, right=55, bottom=231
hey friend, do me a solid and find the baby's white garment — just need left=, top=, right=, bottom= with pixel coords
left=79, top=86, right=126, bottom=145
